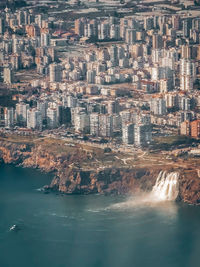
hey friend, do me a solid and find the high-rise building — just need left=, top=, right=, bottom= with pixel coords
left=49, top=63, right=62, bottom=83
left=134, top=123, right=152, bottom=146
left=179, top=96, right=191, bottom=111
left=99, top=114, right=113, bottom=137
left=25, top=24, right=40, bottom=37
left=144, top=17, right=154, bottom=31
left=74, top=112, right=90, bottom=133
left=12, top=38, right=19, bottom=54
left=3, top=65, right=14, bottom=84
left=180, top=59, right=196, bottom=91
left=41, top=33, right=51, bottom=47
left=47, top=108, right=58, bottom=129
left=180, top=59, right=196, bottom=76
left=172, top=15, right=180, bottom=30
left=197, top=45, right=200, bottom=61
left=37, top=101, right=48, bottom=120
left=120, top=110, right=132, bottom=126
left=150, top=98, right=166, bottom=115
left=125, top=29, right=136, bottom=44
left=180, top=76, right=194, bottom=91
left=27, top=108, right=42, bottom=130
left=16, top=102, right=29, bottom=126
left=65, top=95, right=77, bottom=108
left=107, top=100, right=119, bottom=114
left=87, top=70, right=96, bottom=84
left=183, top=18, right=192, bottom=38
left=152, top=49, right=163, bottom=64
left=110, top=25, right=120, bottom=40
left=0, top=17, right=5, bottom=35
left=112, top=114, right=122, bottom=132
left=191, top=120, right=200, bottom=138
left=10, top=54, right=21, bottom=71
left=122, top=123, right=134, bottom=144
left=109, top=45, right=118, bottom=63
left=57, top=106, right=71, bottom=125
left=90, top=113, right=99, bottom=136
left=17, top=10, right=25, bottom=26
left=98, top=23, right=110, bottom=40
left=75, top=18, right=85, bottom=36
left=160, top=79, right=170, bottom=93
left=180, top=120, right=190, bottom=136
left=152, top=34, right=163, bottom=49
left=165, top=93, right=179, bottom=109
left=181, top=45, right=192, bottom=59
left=5, top=108, right=14, bottom=128
left=35, top=14, right=43, bottom=28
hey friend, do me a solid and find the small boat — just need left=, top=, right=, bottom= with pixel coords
left=9, top=224, right=20, bottom=232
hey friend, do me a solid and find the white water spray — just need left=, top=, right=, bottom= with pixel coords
left=151, top=171, right=179, bottom=201
left=109, top=171, right=180, bottom=211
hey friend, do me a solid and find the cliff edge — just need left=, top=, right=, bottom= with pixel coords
left=0, top=136, right=200, bottom=205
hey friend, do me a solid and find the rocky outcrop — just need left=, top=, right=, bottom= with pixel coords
left=49, top=168, right=159, bottom=195
left=179, top=169, right=200, bottom=204
left=0, top=141, right=30, bottom=164
left=1, top=140, right=200, bottom=204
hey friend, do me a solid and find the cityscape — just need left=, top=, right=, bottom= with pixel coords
left=2, top=1, right=200, bottom=267
left=1, top=0, right=200, bottom=151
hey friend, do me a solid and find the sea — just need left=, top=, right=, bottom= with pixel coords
left=0, top=164, right=200, bottom=267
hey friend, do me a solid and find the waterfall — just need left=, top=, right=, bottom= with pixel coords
left=109, top=170, right=180, bottom=211
left=152, top=171, right=179, bottom=201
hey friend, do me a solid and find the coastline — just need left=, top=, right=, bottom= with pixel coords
left=0, top=135, right=200, bottom=205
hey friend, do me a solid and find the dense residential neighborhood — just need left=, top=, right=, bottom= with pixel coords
left=1, top=0, right=200, bottom=148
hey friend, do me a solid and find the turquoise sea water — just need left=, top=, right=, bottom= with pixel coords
left=0, top=164, right=200, bottom=267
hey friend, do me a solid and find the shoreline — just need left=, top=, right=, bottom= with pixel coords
left=0, top=136, right=200, bottom=204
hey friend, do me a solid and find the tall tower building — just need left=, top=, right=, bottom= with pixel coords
left=144, top=17, right=154, bottom=31
left=134, top=123, right=152, bottom=146
left=122, top=123, right=134, bottom=144
left=172, top=15, right=180, bottom=30
left=99, top=114, right=113, bottom=137
left=49, top=63, right=62, bottom=83
left=181, top=45, right=192, bottom=59
left=152, top=34, right=163, bottom=49
left=109, top=45, right=118, bottom=63
left=74, top=112, right=90, bottom=133
left=17, top=10, right=25, bottom=26
left=41, top=33, right=51, bottom=47
left=75, top=18, right=85, bottom=36
left=87, top=70, right=96, bottom=84
left=47, top=108, right=58, bottom=128
left=180, top=59, right=196, bottom=91
left=125, top=29, right=136, bottom=44
left=0, top=17, right=5, bottom=35
left=98, top=23, right=110, bottom=40
left=3, top=65, right=14, bottom=84
left=90, top=113, right=99, bottom=136
left=183, top=18, right=192, bottom=38
left=27, top=109, right=42, bottom=130
left=5, top=108, right=14, bottom=128
left=16, top=102, right=29, bottom=126
left=150, top=98, right=166, bottom=115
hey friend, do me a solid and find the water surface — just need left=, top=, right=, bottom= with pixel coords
left=0, top=165, right=200, bottom=267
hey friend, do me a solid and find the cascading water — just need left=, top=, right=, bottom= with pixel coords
left=110, top=170, right=180, bottom=211
left=151, top=171, right=179, bottom=201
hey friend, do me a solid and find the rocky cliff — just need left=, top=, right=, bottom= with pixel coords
left=0, top=138, right=200, bottom=205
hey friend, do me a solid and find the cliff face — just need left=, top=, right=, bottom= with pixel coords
left=0, top=140, right=200, bottom=205
left=0, top=142, right=30, bottom=164
left=179, top=169, right=200, bottom=204
left=50, top=168, right=159, bottom=195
